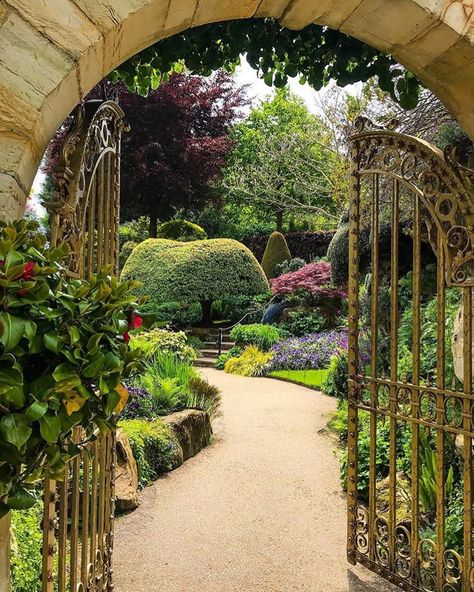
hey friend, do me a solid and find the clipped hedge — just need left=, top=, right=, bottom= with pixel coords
left=121, top=238, right=269, bottom=314
left=261, top=231, right=291, bottom=279
left=119, top=419, right=180, bottom=488
left=244, top=231, right=335, bottom=262
left=156, top=219, right=207, bottom=242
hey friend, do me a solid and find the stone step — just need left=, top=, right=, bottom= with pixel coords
left=199, top=349, right=220, bottom=359
left=194, top=357, right=217, bottom=368
left=203, top=341, right=234, bottom=349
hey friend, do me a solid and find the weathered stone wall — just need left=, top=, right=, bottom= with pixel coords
left=0, top=0, right=473, bottom=220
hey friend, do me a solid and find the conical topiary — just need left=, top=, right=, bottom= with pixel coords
left=261, top=231, right=291, bottom=279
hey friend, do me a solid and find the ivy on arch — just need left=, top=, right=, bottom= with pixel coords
left=110, top=19, right=421, bottom=109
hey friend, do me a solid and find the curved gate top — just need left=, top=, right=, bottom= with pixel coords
left=347, top=117, right=474, bottom=592
left=41, top=98, right=128, bottom=592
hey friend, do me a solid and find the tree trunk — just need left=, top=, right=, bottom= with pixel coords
left=201, top=300, right=213, bottom=325
left=276, top=210, right=284, bottom=232
left=149, top=216, right=158, bottom=238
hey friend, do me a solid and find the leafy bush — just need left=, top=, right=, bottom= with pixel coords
left=261, top=231, right=291, bottom=278
left=215, top=345, right=243, bottom=370
left=326, top=220, right=351, bottom=286
left=267, top=330, right=348, bottom=371
left=224, top=346, right=273, bottom=377
left=130, top=327, right=197, bottom=362
left=11, top=504, right=43, bottom=592
left=119, top=216, right=149, bottom=246
left=120, top=386, right=157, bottom=420
left=322, top=351, right=349, bottom=399
left=280, top=310, right=327, bottom=336
left=156, top=219, right=207, bottom=242
left=271, top=261, right=347, bottom=299
left=187, top=376, right=222, bottom=419
left=121, top=238, right=269, bottom=320
left=212, top=292, right=271, bottom=323
left=274, top=257, right=306, bottom=277
left=119, top=419, right=179, bottom=487
left=139, top=301, right=202, bottom=327
left=230, top=323, right=287, bottom=351
left=0, top=219, right=144, bottom=511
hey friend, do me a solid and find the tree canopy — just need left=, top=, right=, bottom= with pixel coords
left=111, top=19, right=421, bottom=109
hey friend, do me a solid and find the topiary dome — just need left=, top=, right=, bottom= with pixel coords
left=121, top=238, right=269, bottom=322
left=261, top=231, right=291, bottom=279
left=156, top=219, right=207, bottom=242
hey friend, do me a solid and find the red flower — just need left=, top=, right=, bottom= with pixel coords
left=123, top=331, right=130, bottom=343
left=21, top=261, right=35, bottom=280
left=132, top=314, right=143, bottom=329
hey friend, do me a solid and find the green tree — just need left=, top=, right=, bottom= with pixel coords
left=218, top=89, right=343, bottom=232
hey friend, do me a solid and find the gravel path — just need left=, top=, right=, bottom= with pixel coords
left=113, top=369, right=396, bottom=592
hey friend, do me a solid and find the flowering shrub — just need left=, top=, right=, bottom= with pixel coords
left=270, top=261, right=347, bottom=299
left=267, top=330, right=349, bottom=371
left=0, top=220, right=145, bottom=512
left=230, top=323, right=288, bottom=351
left=130, top=327, right=197, bottom=361
left=120, top=387, right=157, bottom=420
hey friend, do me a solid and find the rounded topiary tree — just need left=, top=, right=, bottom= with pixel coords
left=121, top=238, right=269, bottom=323
left=261, top=231, right=291, bottom=279
left=156, top=220, right=207, bottom=242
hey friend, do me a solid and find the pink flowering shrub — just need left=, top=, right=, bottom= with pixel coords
left=270, top=262, right=347, bottom=298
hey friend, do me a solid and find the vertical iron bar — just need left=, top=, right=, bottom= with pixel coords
left=58, top=470, right=68, bottom=592
left=462, top=287, right=472, bottom=592
left=369, top=174, right=379, bottom=562
left=347, top=147, right=361, bottom=565
left=436, top=234, right=446, bottom=590
left=410, top=194, right=421, bottom=587
left=81, top=446, right=90, bottom=585
left=98, top=433, right=107, bottom=564
left=107, top=430, right=117, bottom=591
left=389, top=178, right=399, bottom=571
left=42, top=479, right=57, bottom=592
left=70, top=430, right=81, bottom=591
left=87, top=177, right=96, bottom=279
left=97, top=160, right=105, bottom=271
left=90, top=440, right=99, bottom=573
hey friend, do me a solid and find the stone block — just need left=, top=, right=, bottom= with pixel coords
left=115, top=428, right=140, bottom=512
left=162, top=409, right=212, bottom=462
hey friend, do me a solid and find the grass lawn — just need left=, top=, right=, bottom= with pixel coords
left=269, top=369, right=330, bottom=389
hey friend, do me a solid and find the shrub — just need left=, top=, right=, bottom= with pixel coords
left=119, top=216, right=150, bottom=247
left=130, top=327, right=197, bottom=362
left=0, top=219, right=144, bottom=511
left=120, top=386, right=157, bottom=420
left=215, top=345, right=243, bottom=370
left=230, top=323, right=287, bottom=351
left=224, top=346, right=273, bottom=377
left=261, top=231, right=292, bottom=279
left=322, top=351, right=349, bottom=399
left=121, top=238, right=269, bottom=322
left=119, top=419, right=179, bottom=487
left=326, top=220, right=351, bottom=286
left=187, top=376, right=222, bottom=419
left=267, top=330, right=348, bottom=371
left=280, top=310, right=327, bottom=336
left=120, top=240, right=138, bottom=269
left=274, top=257, right=306, bottom=277
left=11, top=504, right=43, bottom=592
left=271, top=261, right=347, bottom=298
left=156, top=219, right=207, bottom=242
left=139, top=301, right=202, bottom=327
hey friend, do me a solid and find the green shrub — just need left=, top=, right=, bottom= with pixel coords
left=187, top=376, right=222, bottom=419
left=119, top=217, right=149, bottom=246
left=322, top=351, right=349, bottom=399
left=261, top=231, right=291, bottom=278
left=224, top=346, right=273, bottom=377
left=230, top=323, right=287, bottom=351
left=274, top=257, right=306, bottom=277
left=11, top=504, right=43, bottom=592
left=130, top=327, right=197, bottom=362
left=280, top=310, right=327, bottom=336
left=121, top=238, right=269, bottom=322
left=140, top=301, right=202, bottom=327
left=156, top=219, right=207, bottom=242
left=119, top=419, right=179, bottom=487
left=326, top=221, right=350, bottom=286
left=215, top=345, right=243, bottom=370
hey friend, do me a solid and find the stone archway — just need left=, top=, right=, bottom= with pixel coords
left=0, top=0, right=473, bottom=220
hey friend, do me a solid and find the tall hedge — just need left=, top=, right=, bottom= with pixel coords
left=121, top=238, right=269, bottom=322
left=261, top=231, right=291, bottom=279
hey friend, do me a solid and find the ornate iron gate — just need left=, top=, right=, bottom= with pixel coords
left=42, top=98, right=128, bottom=591
left=347, top=117, right=474, bottom=591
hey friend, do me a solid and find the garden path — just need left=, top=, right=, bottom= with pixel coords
left=113, top=369, right=396, bottom=592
